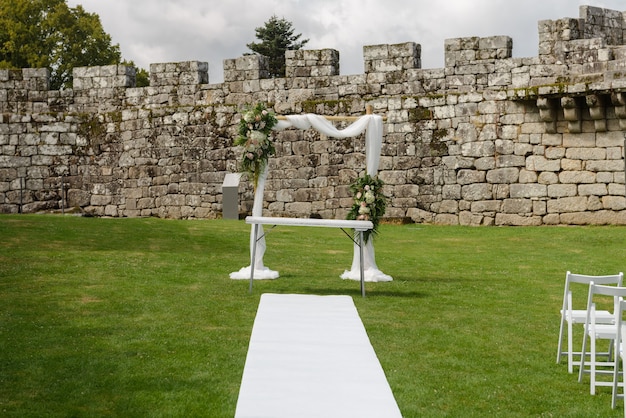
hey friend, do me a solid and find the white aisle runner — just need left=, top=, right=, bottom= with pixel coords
left=234, top=293, right=402, bottom=418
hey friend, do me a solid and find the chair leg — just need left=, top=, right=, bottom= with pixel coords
left=591, top=336, right=597, bottom=395
left=568, top=320, right=574, bottom=373
left=612, top=349, right=620, bottom=409
left=579, top=330, right=589, bottom=383
left=557, top=317, right=565, bottom=364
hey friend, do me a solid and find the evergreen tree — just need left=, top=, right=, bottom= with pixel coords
left=246, top=15, right=308, bottom=78
left=0, top=0, right=122, bottom=89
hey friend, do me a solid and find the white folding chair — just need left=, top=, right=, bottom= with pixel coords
left=557, top=272, right=623, bottom=373
left=613, top=299, right=626, bottom=413
left=578, top=283, right=626, bottom=395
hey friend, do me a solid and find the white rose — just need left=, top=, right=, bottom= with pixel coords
left=243, top=111, right=256, bottom=123
left=249, top=130, right=266, bottom=143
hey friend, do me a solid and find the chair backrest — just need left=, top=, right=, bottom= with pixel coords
left=585, top=283, right=626, bottom=324
left=568, top=272, right=624, bottom=286
left=562, top=272, right=623, bottom=313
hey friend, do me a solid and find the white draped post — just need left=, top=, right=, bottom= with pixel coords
left=339, top=115, right=392, bottom=282
left=229, top=166, right=279, bottom=280
left=230, top=112, right=392, bottom=282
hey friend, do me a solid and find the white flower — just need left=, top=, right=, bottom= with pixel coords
left=243, top=111, right=256, bottom=123
left=358, top=202, right=370, bottom=215
left=364, top=191, right=375, bottom=204
left=249, top=130, right=266, bottom=143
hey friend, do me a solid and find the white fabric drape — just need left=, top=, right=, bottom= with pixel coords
left=229, top=166, right=279, bottom=280
left=230, top=113, right=392, bottom=282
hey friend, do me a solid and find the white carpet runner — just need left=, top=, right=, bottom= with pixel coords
left=235, top=293, right=402, bottom=418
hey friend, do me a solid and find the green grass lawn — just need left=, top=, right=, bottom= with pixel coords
left=1, top=214, right=626, bottom=417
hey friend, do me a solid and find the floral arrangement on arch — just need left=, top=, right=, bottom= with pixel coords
left=346, top=173, right=387, bottom=243
left=234, top=103, right=278, bottom=187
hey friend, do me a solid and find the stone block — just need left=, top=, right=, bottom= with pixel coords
left=66, top=189, right=90, bottom=207
left=603, top=196, right=626, bottom=210
left=461, top=183, right=492, bottom=201
left=475, top=157, right=496, bottom=170
left=547, top=196, right=588, bottom=213
left=565, top=147, right=606, bottom=160
left=436, top=199, right=458, bottom=213
left=559, top=210, right=626, bottom=225
left=486, top=168, right=519, bottom=183
left=510, top=184, right=547, bottom=198
left=578, top=184, right=607, bottom=196
left=461, top=141, right=494, bottom=157
left=496, top=155, right=526, bottom=168
left=434, top=213, right=459, bottom=225
left=586, top=160, right=625, bottom=172
left=457, top=169, right=485, bottom=185
left=563, top=132, right=596, bottom=147
left=519, top=169, right=538, bottom=183
left=526, top=155, right=561, bottom=171
left=559, top=171, right=596, bottom=183
left=471, top=200, right=501, bottom=212
left=495, top=213, right=542, bottom=226
left=538, top=172, right=559, bottom=185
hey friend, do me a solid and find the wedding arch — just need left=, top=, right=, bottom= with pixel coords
left=229, top=107, right=393, bottom=283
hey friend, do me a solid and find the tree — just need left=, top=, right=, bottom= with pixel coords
left=246, top=15, right=308, bottom=78
left=0, top=0, right=122, bottom=89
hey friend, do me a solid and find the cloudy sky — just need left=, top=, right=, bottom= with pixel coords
left=65, top=0, right=625, bottom=84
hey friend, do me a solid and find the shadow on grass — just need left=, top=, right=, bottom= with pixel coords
left=255, top=285, right=427, bottom=299
left=236, top=273, right=469, bottom=299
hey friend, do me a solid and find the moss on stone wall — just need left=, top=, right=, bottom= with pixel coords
left=302, top=99, right=353, bottom=115
left=430, top=129, right=449, bottom=157
left=408, top=107, right=433, bottom=122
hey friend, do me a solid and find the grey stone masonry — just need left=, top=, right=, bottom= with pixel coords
left=1, top=5, right=626, bottom=226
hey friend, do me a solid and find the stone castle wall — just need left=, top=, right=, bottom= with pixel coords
left=1, top=5, right=626, bottom=225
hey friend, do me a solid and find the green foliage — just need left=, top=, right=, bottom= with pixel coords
left=135, top=67, right=150, bottom=87
left=346, top=174, right=387, bottom=243
left=2, top=215, right=626, bottom=416
left=0, top=0, right=121, bottom=89
left=234, top=103, right=278, bottom=187
left=246, top=15, right=308, bottom=78
left=122, top=60, right=150, bottom=87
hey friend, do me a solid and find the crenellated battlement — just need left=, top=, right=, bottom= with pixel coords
left=1, top=5, right=626, bottom=226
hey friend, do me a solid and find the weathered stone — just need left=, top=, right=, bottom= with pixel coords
left=471, top=200, right=501, bottom=212
left=538, top=171, right=558, bottom=185
left=1, top=6, right=626, bottom=227
left=518, top=169, right=538, bottom=183
left=526, top=155, right=560, bottom=171
left=566, top=147, right=605, bottom=160
left=578, top=184, right=608, bottom=196
left=495, top=213, right=542, bottom=226
left=457, top=169, right=485, bottom=185
left=547, top=196, right=588, bottom=213
left=510, top=184, right=547, bottom=198
left=462, top=183, right=492, bottom=201
left=602, top=196, right=626, bottom=210
left=559, top=171, right=596, bottom=184
left=502, top=198, right=532, bottom=213
left=486, top=168, right=519, bottom=183
left=559, top=210, right=626, bottom=225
